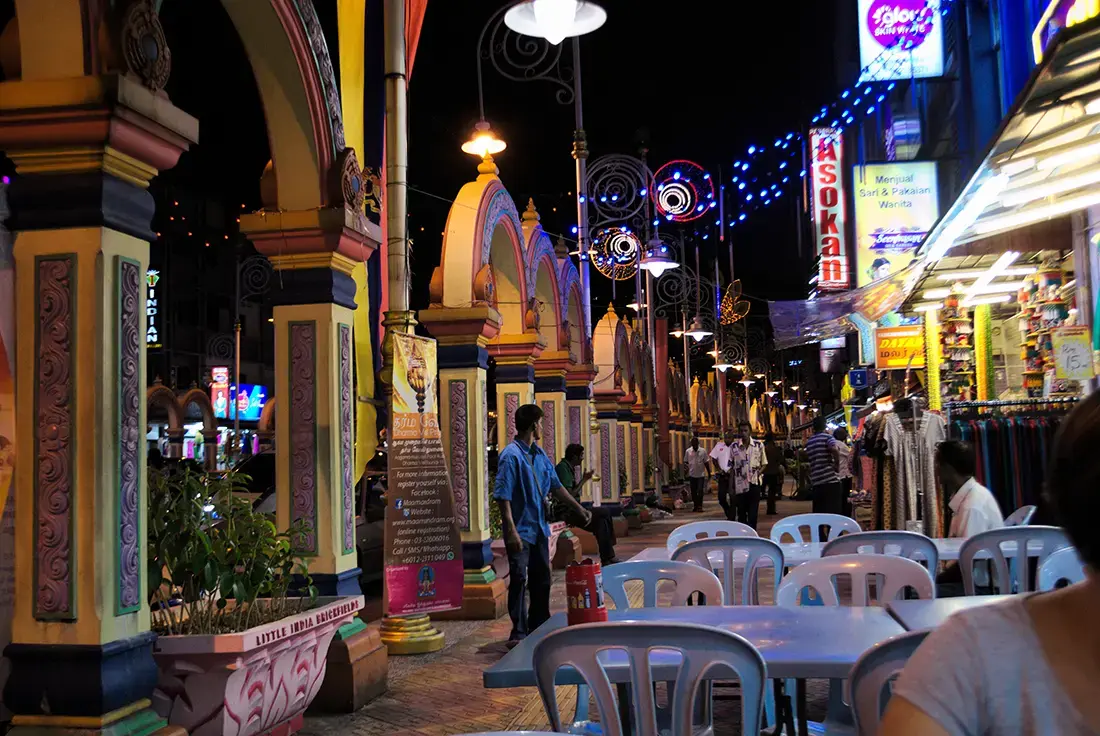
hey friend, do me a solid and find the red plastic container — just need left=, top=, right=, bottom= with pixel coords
left=566, top=559, right=608, bottom=625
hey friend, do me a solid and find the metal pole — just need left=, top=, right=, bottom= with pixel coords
left=385, top=0, right=410, bottom=318
left=572, top=38, right=592, bottom=342
left=233, top=252, right=241, bottom=464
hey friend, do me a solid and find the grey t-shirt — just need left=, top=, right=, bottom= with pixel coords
left=893, top=596, right=1095, bottom=735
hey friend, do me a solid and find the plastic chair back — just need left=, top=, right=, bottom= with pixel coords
left=848, top=631, right=930, bottom=736
left=602, top=560, right=723, bottom=608
left=533, top=622, right=767, bottom=736
left=1038, top=546, right=1086, bottom=591
left=775, top=553, right=934, bottom=607
left=671, top=537, right=785, bottom=605
left=959, top=526, right=1071, bottom=595
left=452, top=733, right=573, bottom=735
left=1003, top=505, right=1036, bottom=527
left=770, top=513, right=860, bottom=544
left=822, top=530, right=939, bottom=572
left=666, top=520, right=758, bottom=552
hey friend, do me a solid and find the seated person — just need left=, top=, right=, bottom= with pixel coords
left=880, top=390, right=1100, bottom=736
left=934, top=439, right=1003, bottom=596
left=554, top=443, right=620, bottom=566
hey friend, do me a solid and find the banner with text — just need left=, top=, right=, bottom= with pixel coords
left=858, top=0, right=945, bottom=82
left=875, top=325, right=926, bottom=370
left=810, top=128, right=850, bottom=291
left=854, top=161, right=939, bottom=288
left=385, top=333, right=462, bottom=616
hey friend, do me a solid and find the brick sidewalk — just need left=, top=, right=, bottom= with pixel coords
left=301, top=489, right=827, bottom=736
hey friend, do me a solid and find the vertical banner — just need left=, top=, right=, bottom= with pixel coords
left=0, top=181, right=13, bottom=718
left=385, top=333, right=463, bottom=616
left=810, top=128, right=850, bottom=291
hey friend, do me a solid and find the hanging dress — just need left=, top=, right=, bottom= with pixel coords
left=884, top=412, right=946, bottom=535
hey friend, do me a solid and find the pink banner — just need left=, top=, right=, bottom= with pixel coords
left=385, top=560, right=464, bottom=616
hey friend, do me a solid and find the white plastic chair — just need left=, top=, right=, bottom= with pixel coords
left=666, top=520, right=757, bottom=552
left=776, top=553, right=935, bottom=607
left=602, top=560, right=723, bottom=608
left=452, top=733, right=572, bottom=735
left=533, top=622, right=767, bottom=736
left=1038, top=546, right=1086, bottom=591
left=770, top=513, right=860, bottom=544
left=848, top=631, right=931, bottom=736
left=822, top=530, right=939, bottom=572
left=959, top=526, right=1072, bottom=595
left=671, top=537, right=785, bottom=605
left=1004, top=504, right=1037, bottom=526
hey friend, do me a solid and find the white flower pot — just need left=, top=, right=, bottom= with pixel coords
left=152, top=595, right=364, bottom=736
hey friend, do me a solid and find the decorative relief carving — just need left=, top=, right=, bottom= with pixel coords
left=293, top=0, right=346, bottom=152
left=35, top=257, right=75, bottom=619
left=569, top=406, right=582, bottom=445
left=630, top=428, right=640, bottom=491
left=338, top=324, right=354, bottom=554
left=120, top=0, right=171, bottom=92
left=504, top=393, right=519, bottom=446
left=449, top=381, right=470, bottom=531
left=481, top=379, right=490, bottom=523
left=118, top=259, right=142, bottom=612
left=600, top=424, right=611, bottom=500
left=616, top=424, right=626, bottom=489
left=289, top=322, right=318, bottom=554
left=541, top=401, right=556, bottom=462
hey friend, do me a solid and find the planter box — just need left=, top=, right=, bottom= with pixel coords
left=152, top=595, right=364, bottom=736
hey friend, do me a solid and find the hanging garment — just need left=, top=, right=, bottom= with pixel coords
left=884, top=412, right=946, bottom=534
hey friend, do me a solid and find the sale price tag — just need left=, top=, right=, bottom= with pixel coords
left=1051, top=326, right=1095, bottom=381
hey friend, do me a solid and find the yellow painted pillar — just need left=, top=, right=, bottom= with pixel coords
left=1, top=73, right=196, bottom=734
left=534, top=353, right=570, bottom=466
left=594, top=390, right=626, bottom=503
left=565, top=365, right=596, bottom=502
left=418, top=305, right=507, bottom=620
left=488, top=335, right=544, bottom=449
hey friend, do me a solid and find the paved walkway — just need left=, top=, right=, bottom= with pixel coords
left=302, top=488, right=827, bottom=736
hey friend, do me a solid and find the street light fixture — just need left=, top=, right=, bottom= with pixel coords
left=640, top=238, right=679, bottom=278
left=503, top=0, right=607, bottom=45
left=684, top=314, right=712, bottom=343
left=462, top=120, right=507, bottom=158
left=714, top=362, right=734, bottom=372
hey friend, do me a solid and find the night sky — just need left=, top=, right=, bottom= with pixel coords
left=1, top=0, right=844, bottom=323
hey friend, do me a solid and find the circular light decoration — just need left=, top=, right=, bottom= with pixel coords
left=591, top=226, right=642, bottom=281
left=652, top=159, right=716, bottom=223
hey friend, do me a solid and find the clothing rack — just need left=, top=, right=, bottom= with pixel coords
left=944, top=396, right=1081, bottom=426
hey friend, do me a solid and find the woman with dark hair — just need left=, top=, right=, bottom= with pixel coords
left=881, top=391, right=1100, bottom=735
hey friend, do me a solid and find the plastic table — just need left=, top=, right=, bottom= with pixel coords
left=886, top=595, right=1016, bottom=631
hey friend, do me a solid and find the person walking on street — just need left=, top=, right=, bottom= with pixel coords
left=762, top=432, right=785, bottom=516
left=806, top=416, right=843, bottom=524
left=554, top=443, right=620, bottom=566
left=833, top=427, right=853, bottom=517
left=494, top=404, right=592, bottom=647
left=731, top=422, right=757, bottom=528
left=684, top=436, right=710, bottom=512
left=709, top=430, right=736, bottom=521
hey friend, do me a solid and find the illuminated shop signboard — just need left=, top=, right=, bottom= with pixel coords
left=857, top=0, right=945, bottom=82
left=1034, top=0, right=1100, bottom=62
left=810, top=128, right=850, bottom=291
left=146, top=270, right=161, bottom=348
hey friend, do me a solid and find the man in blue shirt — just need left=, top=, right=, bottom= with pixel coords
left=494, top=403, right=591, bottom=646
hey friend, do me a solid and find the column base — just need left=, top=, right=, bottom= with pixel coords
left=7, top=703, right=165, bottom=736
left=302, top=568, right=362, bottom=597
left=309, top=620, right=388, bottom=713
left=378, top=615, right=445, bottom=655
left=431, top=574, right=508, bottom=621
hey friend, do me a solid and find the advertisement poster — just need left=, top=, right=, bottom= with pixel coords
left=209, top=366, right=230, bottom=419
left=810, top=128, right=850, bottom=291
left=213, top=383, right=269, bottom=422
left=854, top=162, right=939, bottom=288
left=875, top=325, right=926, bottom=369
left=1051, top=326, right=1095, bottom=380
left=385, top=333, right=462, bottom=616
left=858, top=0, right=945, bottom=82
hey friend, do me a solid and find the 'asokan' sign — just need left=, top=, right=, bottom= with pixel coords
left=810, top=128, right=850, bottom=291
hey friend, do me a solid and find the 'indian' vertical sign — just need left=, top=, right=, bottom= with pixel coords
left=810, top=127, right=850, bottom=291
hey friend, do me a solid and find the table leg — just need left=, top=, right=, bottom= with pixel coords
left=616, top=683, right=632, bottom=735
left=796, top=679, right=809, bottom=736
left=772, top=679, right=795, bottom=735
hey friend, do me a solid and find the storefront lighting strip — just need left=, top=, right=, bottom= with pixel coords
left=913, top=302, right=943, bottom=312
left=962, top=294, right=1013, bottom=306
left=961, top=251, right=1018, bottom=306
left=973, top=190, right=1100, bottom=234
left=923, top=281, right=1026, bottom=300
left=1000, top=166, right=1100, bottom=206
left=1036, top=138, right=1100, bottom=171
left=933, top=267, right=1037, bottom=280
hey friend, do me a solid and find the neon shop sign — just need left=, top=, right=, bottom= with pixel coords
left=146, top=269, right=161, bottom=348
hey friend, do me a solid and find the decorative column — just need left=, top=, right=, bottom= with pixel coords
left=566, top=365, right=597, bottom=502
left=593, top=390, right=625, bottom=506
left=201, top=429, right=219, bottom=471
left=1, top=70, right=196, bottom=736
left=242, top=155, right=389, bottom=699
left=418, top=305, right=506, bottom=620
left=165, top=428, right=185, bottom=459
left=489, top=335, right=544, bottom=448
left=630, top=385, right=645, bottom=496
left=616, top=388, right=635, bottom=496
left=534, top=352, right=570, bottom=467
left=642, top=405, right=657, bottom=492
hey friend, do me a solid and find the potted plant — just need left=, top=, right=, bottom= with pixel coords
left=147, top=465, right=363, bottom=736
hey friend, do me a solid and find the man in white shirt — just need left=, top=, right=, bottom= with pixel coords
left=935, top=439, right=1004, bottom=595
left=683, top=436, right=710, bottom=512
left=709, top=430, right=737, bottom=521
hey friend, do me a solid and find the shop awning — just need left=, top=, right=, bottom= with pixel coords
left=915, top=16, right=1100, bottom=266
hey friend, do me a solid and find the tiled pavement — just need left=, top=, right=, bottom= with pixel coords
left=301, top=487, right=830, bottom=736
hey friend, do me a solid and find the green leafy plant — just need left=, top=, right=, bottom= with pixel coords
left=644, top=454, right=656, bottom=484
left=488, top=471, right=503, bottom=539
left=618, top=462, right=630, bottom=494
left=147, top=465, right=317, bottom=636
